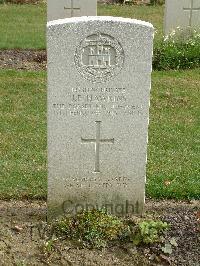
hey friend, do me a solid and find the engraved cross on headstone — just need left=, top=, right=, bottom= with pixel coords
left=81, top=121, right=114, bottom=173
left=183, top=0, right=200, bottom=26
left=64, top=0, right=80, bottom=17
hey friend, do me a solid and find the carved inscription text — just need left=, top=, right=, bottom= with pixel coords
left=53, top=87, right=143, bottom=117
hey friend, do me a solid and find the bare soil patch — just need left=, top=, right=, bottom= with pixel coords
left=0, top=49, right=46, bottom=71
left=1, top=0, right=44, bottom=4
left=0, top=199, right=199, bottom=265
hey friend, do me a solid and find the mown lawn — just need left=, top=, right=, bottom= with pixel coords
left=148, top=69, right=200, bottom=199
left=98, top=4, right=163, bottom=38
left=0, top=3, right=46, bottom=49
left=0, top=69, right=199, bottom=200
left=0, top=70, right=47, bottom=198
left=0, top=3, right=199, bottom=200
left=0, top=3, right=163, bottom=49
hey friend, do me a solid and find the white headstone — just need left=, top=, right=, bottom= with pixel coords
left=47, top=16, right=154, bottom=220
left=47, top=0, right=97, bottom=22
left=164, top=0, right=200, bottom=35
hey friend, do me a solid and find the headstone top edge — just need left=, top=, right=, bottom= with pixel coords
left=47, top=16, right=154, bottom=30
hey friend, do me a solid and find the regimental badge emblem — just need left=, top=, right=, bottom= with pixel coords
left=74, top=32, right=124, bottom=83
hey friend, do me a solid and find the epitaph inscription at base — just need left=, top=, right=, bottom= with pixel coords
left=47, top=17, right=154, bottom=220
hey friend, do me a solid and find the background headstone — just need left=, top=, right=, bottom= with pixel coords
left=48, top=0, right=97, bottom=22
left=164, top=0, right=200, bottom=35
left=47, top=16, right=154, bottom=220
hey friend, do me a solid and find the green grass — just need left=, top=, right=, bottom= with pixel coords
left=0, top=69, right=199, bottom=200
left=147, top=69, right=200, bottom=199
left=0, top=3, right=46, bottom=49
left=98, top=4, right=164, bottom=38
left=0, top=3, right=163, bottom=49
left=0, top=3, right=199, bottom=200
left=0, top=70, right=46, bottom=199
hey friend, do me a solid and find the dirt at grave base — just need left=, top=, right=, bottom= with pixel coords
left=0, top=199, right=199, bottom=266
left=0, top=49, right=47, bottom=71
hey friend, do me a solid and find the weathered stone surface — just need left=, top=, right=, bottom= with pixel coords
left=47, top=16, right=154, bottom=220
left=47, top=0, right=97, bottom=21
left=164, top=0, right=200, bottom=35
